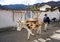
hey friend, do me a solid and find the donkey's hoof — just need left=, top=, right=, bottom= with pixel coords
left=27, top=38, right=30, bottom=40
left=31, top=34, right=34, bottom=36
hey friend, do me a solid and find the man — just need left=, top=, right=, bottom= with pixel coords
left=43, top=14, right=50, bottom=31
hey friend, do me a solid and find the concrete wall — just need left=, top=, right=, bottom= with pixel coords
left=0, top=10, right=14, bottom=28
left=38, top=10, right=59, bottom=22
left=50, top=9, right=59, bottom=20
left=40, top=5, right=51, bottom=11
left=0, top=10, right=59, bottom=28
left=14, top=11, right=26, bottom=26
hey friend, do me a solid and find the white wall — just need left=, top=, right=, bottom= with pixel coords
left=59, top=12, right=60, bottom=20
left=0, top=9, right=59, bottom=28
left=39, top=5, right=59, bottom=21
left=39, top=10, right=59, bottom=22
left=50, top=9, right=59, bottom=20
left=14, top=11, right=25, bottom=26
left=38, top=12, right=46, bottom=22
left=0, top=10, right=29, bottom=28
left=0, top=10, right=14, bottom=28
left=40, top=5, right=51, bottom=11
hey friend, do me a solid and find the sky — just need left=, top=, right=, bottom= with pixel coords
left=0, top=0, right=60, bottom=5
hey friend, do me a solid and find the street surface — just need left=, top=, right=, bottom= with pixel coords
left=0, top=22, right=60, bottom=42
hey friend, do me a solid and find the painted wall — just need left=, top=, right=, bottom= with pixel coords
left=39, top=5, right=51, bottom=11
left=0, top=10, right=14, bottom=28
left=50, top=9, right=59, bottom=20
left=14, top=11, right=26, bottom=27
left=0, top=10, right=59, bottom=28
left=39, top=10, right=59, bottom=22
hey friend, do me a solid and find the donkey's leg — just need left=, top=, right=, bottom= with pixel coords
left=37, top=26, right=41, bottom=34
left=17, top=26, right=22, bottom=31
left=27, top=30, right=31, bottom=39
left=17, top=23, right=22, bottom=31
left=27, top=31, right=30, bottom=39
left=25, top=26, right=34, bottom=39
left=27, top=29, right=34, bottom=39
left=29, top=30, right=34, bottom=35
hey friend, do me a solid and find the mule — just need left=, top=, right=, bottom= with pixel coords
left=16, top=18, right=42, bottom=39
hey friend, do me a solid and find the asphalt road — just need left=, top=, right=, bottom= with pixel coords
left=0, top=22, right=60, bottom=42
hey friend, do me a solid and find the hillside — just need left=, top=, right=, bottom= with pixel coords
left=0, top=1, right=60, bottom=10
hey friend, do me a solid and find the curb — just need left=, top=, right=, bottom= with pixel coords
left=0, top=27, right=17, bottom=32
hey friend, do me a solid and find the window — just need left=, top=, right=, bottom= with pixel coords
left=25, top=11, right=31, bottom=19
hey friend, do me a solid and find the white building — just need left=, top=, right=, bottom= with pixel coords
left=39, top=4, right=59, bottom=21
left=39, top=4, right=51, bottom=11
left=0, top=4, right=60, bottom=28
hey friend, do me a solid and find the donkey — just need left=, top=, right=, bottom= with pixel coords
left=16, top=18, right=42, bottom=39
